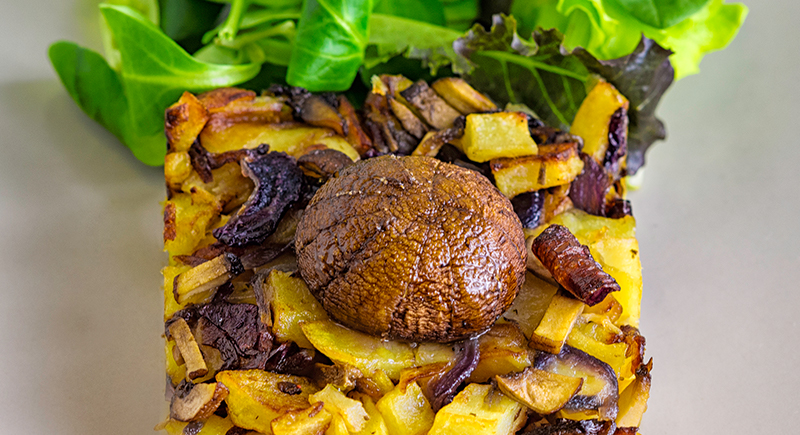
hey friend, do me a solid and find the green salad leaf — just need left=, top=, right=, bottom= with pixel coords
left=286, top=0, right=372, bottom=91
left=614, top=0, right=710, bottom=29
left=455, top=14, right=673, bottom=173
left=48, top=42, right=130, bottom=142
left=49, top=5, right=260, bottom=165
left=511, top=0, right=747, bottom=79
left=366, top=14, right=463, bottom=73
left=373, top=0, right=446, bottom=25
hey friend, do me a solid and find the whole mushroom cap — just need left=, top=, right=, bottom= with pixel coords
left=295, top=155, right=527, bottom=342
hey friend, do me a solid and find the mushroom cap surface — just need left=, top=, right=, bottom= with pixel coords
left=295, top=155, right=526, bottom=342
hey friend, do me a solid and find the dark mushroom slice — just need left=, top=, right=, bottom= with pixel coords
left=337, top=95, right=372, bottom=156
left=495, top=367, right=583, bottom=415
left=512, top=190, right=545, bottom=229
left=521, top=419, right=615, bottom=435
left=167, top=318, right=208, bottom=380
left=173, top=253, right=244, bottom=305
left=531, top=225, right=620, bottom=306
left=534, top=345, right=619, bottom=422
left=297, top=94, right=346, bottom=136
left=298, top=148, right=354, bottom=181
left=428, top=337, right=480, bottom=411
left=569, top=154, right=612, bottom=217
left=389, top=97, right=428, bottom=139
left=412, top=127, right=463, bottom=157
left=313, top=362, right=364, bottom=393
left=171, top=301, right=274, bottom=372
left=400, top=80, right=462, bottom=129
left=604, top=107, right=628, bottom=177
left=213, top=150, right=304, bottom=247
left=170, top=380, right=229, bottom=422
left=362, top=91, right=418, bottom=155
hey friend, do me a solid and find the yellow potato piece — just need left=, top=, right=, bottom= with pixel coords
left=490, top=142, right=584, bottom=199
left=570, top=79, right=629, bottom=163
left=267, top=270, right=329, bottom=348
left=216, top=369, right=318, bottom=434
left=429, top=384, right=525, bottom=435
left=199, top=122, right=360, bottom=161
left=461, top=112, right=538, bottom=162
left=310, top=384, right=369, bottom=432
left=376, top=381, right=435, bottom=435
left=302, top=320, right=415, bottom=381
left=271, top=403, right=332, bottom=435
left=530, top=293, right=585, bottom=354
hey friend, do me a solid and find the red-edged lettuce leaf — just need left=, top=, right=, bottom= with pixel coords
left=453, top=15, right=674, bottom=174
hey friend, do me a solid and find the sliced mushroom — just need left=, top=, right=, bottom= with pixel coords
left=170, top=381, right=229, bottom=422
left=534, top=345, right=619, bottom=422
left=389, top=97, right=428, bottom=139
left=411, top=127, right=463, bottom=157
left=173, top=253, right=244, bottom=305
left=167, top=318, right=208, bottom=380
left=298, top=148, right=354, bottom=181
left=531, top=225, right=620, bottom=306
left=400, top=80, right=462, bottom=130
left=213, top=149, right=304, bottom=247
left=298, top=94, right=346, bottom=135
left=314, top=362, right=364, bottom=393
left=362, top=91, right=418, bottom=155
left=337, top=95, right=372, bottom=155
left=495, top=367, right=583, bottom=415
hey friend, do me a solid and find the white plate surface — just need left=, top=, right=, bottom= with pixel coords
left=1, top=1, right=798, bottom=433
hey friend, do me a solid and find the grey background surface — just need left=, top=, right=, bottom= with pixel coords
left=1, top=1, right=797, bottom=433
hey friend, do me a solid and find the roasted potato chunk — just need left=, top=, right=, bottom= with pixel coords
left=570, top=79, right=629, bottom=164
left=428, top=384, right=525, bottom=435
left=264, top=270, right=329, bottom=349
left=530, top=292, right=585, bottom=354
left=376, top=381, right=435, bottom=435
left=461, top=112, right=538, bottom=162
left=216, top=369, right=319, bottom=434
left=490, top=142, right=584, bottom=199
left=301, top=320, right=415, bottom=381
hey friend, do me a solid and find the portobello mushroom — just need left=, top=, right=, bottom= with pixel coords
left=295, top=155, right=527, bottom=342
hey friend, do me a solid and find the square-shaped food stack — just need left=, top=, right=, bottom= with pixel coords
left=159, top=76, right=651, bottom=435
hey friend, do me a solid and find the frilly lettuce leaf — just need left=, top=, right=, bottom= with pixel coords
left=455, top=14, right=673, bottom=173
left=512, top=0, right=747, bottom=79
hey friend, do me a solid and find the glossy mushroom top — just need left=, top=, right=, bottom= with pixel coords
left=295, top=155, right=527, bottom=342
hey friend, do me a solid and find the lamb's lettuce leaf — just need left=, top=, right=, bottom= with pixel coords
left=511, top=0, right=747, bottom=79
left=286, top=0, right=372, bottom=91
left=49, top=5, right=260, bottom=165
